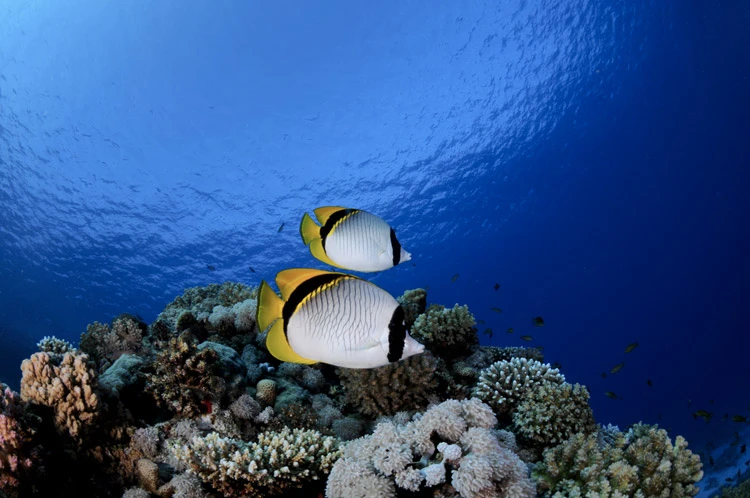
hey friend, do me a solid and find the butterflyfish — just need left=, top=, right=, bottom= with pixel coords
left=299, top=207, right=411, bottom=272
left=256, top=268, right=424, bottom=369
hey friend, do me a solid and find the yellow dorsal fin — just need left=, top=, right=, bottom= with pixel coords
left=299, top=212, right=321, bottom=246
left=275, top=268, right=342, bottom=300
left=265, top=320, right=316, bottom=365
left=308, top=238, right=343, bottom=269
left=313, top=206, right=346, bottom=225
left=256, top=280, right=284, bottom=332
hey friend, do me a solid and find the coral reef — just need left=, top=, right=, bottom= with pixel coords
left=36, top=336, right=75, bottom=356
left=513, top=382, right=596, bottom=447
left=172, top=427, right=340, bottom=496
left=20, top=352, right=100, bottom=439
left=79, top=316, right=145, bottom=370
left=396, top=288, right=427, bottom=329
left=326, top=398, right=536, bottom=498
left=533, top=423, right=703, bottom=497
left=410, top=304, right=478, bottom=359
left=337, top=352, right=439, bottom=417
left=472, top=358, right=565, bottom=419
left=0, top=385, right=38, bottom=496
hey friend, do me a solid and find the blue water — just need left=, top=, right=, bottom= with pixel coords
left=1, top=0, right=748, bottom=491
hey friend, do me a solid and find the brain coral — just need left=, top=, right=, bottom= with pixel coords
left=512, top=382, right=596, bottom=447
left=337, top=353, right=439, bottom=417
left=533, top=423, right=703, bottom=497
left=172, top=427, right=341, bottom=496
left=472, top=358, right=565, bottom=419
left=20, top=351, right=100, bottom=439
left=410, top=304, right=478, bottom=359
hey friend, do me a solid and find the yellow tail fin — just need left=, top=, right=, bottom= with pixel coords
left=256, top=280, right=284, bottom=332
left=299, top=212, right=320, bottom=246
left=266, top=320, right=316, bottom=365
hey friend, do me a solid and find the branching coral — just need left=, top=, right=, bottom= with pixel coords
left=144, top=334, right=223, bottom=418
left=513, top=382, right=596, bottom=447
left=326, top=398, right=535, bottom=498
left=172, top=427, right=340, bottom=496
left=337, top=353, right=438, bottom=417
left=472, top=358, right=565, bottom=418
left=410, top=304, right=478, bottom=359
left=465, top=346, right=545, bottom=371
left=79, top=316, right=144, bottom=370
left=532, top=423, right=703, bottom=497
left=20, top=352, right=100, bottom=439
left=396, top=288, right=427, bottom=330
left=36, top=336, right=75, bottom=356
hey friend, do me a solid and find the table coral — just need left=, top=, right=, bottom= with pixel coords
left=411, top=304, right=478, bottom=359
left=325, top=398, right=535, bottom=498
left=532, top=423, right=703, bottom=497
left=172, top=427, right=340, bottom=496
left=472, top=358, right=565, bottom=418
left=20, top=351, right=100, bottom=439
left=337, top=353, right=438, bottom=417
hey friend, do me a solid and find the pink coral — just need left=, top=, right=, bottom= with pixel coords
left=0, top=385, right=36, bottom=494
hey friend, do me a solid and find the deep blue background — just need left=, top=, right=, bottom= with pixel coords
left=1, top=0, right=748, bottom=486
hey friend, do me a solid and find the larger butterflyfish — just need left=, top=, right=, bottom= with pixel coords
left=299, top=206, right=411, bottom=272
left=256, top=268, right=425, bottom=369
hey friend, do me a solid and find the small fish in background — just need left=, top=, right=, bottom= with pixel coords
left=506, top=327, right=514, bottom=334
left=605, top=391, right=620, bottom=400
left=535, top=345, right=545, bottom=351
left=491, top=307, right=502, bottom=313
left=624, top=342, right=639, bottom=353
left=601, top=372, right=607, bottom=378
left=494, top=283, right=500, bottom=291
left=520, top=335, right=533, bottom=342
left=278, top=222, right=285, bottom=233
left=741, top=444, right=747, bottom=454
left=477, top=319, right=486, bottom=324
left=693, top=410, right=713, bottom=423
left=551, top=361, right=563, bottom=370
left=207, top=265, right=216, bottom=271
left=299, top=207, right=411, bottom=272
left=710, top=399, right=714, bottom=405
left=732, top=415, right=748, bottom=423
left=722, top=413, right=729, bottom=422
left=647, top=379, right=653, bottom=387
left=709, top=455, right=715, bottom=466
left=451, top=273, right=460, bottom=282
left=483, top=328, right=493, bottom=338
left=532, top=316, right=545, bottom=327
left=610, top=363, right=625, bottom=374
left=256, top=268, right=424, bottom=368
left=248, top=266, right=256, bottom=273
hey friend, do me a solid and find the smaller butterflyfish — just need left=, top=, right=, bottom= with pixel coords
left=733, top=415, right=748, bottom=423
left=299, top=207, right=411, bottom=272
left=256, top=268, right=424, bottom=369
left=624, top=342, right=639, bottom=353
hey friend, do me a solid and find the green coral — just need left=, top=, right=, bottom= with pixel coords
left=513, top=382, right=596, bottom=447
left=397, top=288, right=427, bottom=330
left=410, top=304, right=478, bottom=359
left=533, top=424, right=703, bottom=497
left=472, top=358, right=565, bottom=418
left=337, top=353, right=438, bottom=417
left=172, top=427, right=341, bottom=496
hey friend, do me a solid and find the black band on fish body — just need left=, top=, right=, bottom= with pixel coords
left=282, top=273, right=344, bottom=337
left=387, top=305, right=407, bottom=362
left=390, top=228, right=401, bottom=266
left=320, top=208, right=357, bottom=250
